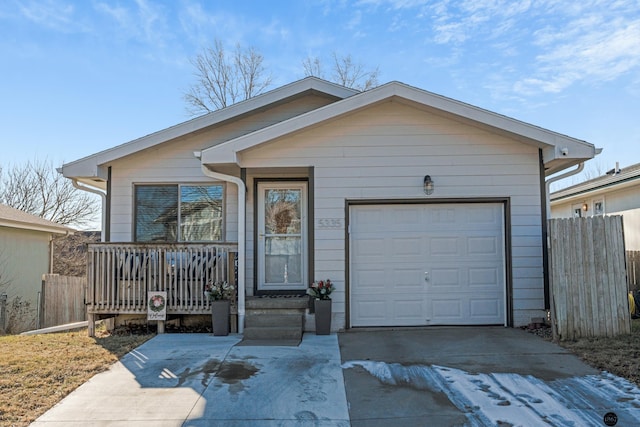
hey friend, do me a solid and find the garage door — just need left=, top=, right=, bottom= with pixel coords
left=349, top=203, right=505, bottom=327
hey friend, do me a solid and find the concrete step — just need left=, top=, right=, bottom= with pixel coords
left=246, top=296, right=308, bottom=310
left=245, top=313, right=303, bottom=328
left=243, top=325, right=303, bottom=341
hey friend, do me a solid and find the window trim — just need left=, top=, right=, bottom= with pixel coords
left=133, top=182, right=226, bottom=242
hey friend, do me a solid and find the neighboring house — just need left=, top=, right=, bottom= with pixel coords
left=61, top=77, right=597, bottom=331
left=0, top=204, right=73, bottom=333
left=550, top=162, right=640, bottom=250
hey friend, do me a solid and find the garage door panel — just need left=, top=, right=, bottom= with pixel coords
left=468, top=267, right=500, bottom=288
left=353, top=268, right=386, bottom=291
left=393, top=269, right=424, bottom=292
left=392, top=237, right=422, bottom=255
left=467, top=236, right=500, bottom=255
left=467, top=205, right=501, bottom=224
left=470, top=298, right=501, bottom=318
left=352, top=300, right=387, bottom=324
left=429, top=237, right=460, bottom=256
left=353, top=237, right=386, bottom=257
left=431, top=298, right=463, bottom=320
left=431, top=268, right=458, bottom=287
left=350, top=203, right=505, bottom=327
left=393, top=299, right=424, bottom=322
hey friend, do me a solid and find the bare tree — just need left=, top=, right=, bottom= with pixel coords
left=184, top=39, right=273, bottom=116
left=303, top=52, right=380, bottom=91
left=0, top=159, right=99, bottom=227
left=53, top=231, right=101, bottom=276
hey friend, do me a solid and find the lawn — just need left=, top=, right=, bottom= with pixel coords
left=557, top=319, right=640, bottom=386
left=0, top=327, right=153, bottom=427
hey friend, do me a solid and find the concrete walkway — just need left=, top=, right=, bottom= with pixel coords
left=31, top=328, right=640, bottom=426
left=31, top=334, right=349, bottom=426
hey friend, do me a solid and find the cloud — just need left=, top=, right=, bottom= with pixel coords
left=15, top=0, right=88, bottom=33
left=515, top=15, right=640, bottom=95
left=393, top=0, right=640, bottom=97
left=94, top=0, right=170, bottom=46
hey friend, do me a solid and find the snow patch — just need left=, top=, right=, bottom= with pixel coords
left=342, top=360, right=640, bottom=426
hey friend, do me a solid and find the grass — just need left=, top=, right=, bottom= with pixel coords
left=557, top=319, right=640, bottom=386
left=0, top=327, right=153, bottom=427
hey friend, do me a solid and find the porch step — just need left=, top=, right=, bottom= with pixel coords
left=245, top=313, right=303, bottom=328
left=241, top=296, right=307, bottom=344
left=245, top=296, right=309, bottom=311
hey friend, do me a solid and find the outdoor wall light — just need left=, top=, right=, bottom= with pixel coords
left=582, top=203, right=588, bottom=212
left=423, top=175, right=434, bottom=195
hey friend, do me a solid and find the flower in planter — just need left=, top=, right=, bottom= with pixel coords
left=204, top=280, right=235, bottom=301
left=307, top=279, right=334, bottom=300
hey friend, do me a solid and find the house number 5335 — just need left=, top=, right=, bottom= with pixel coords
left=317, top=218, right=343, bottom=229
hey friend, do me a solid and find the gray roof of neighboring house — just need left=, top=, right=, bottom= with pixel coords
left=551, top=162, right=640, bottom=201
left=0, top=203, right=74, bottom=235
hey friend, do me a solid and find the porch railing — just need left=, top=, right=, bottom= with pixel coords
left=86, top=243, right=238, bottom=316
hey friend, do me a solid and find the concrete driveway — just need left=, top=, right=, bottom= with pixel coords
left=31, top=328, right=640, bottom=426
left=339, top=327, right=640, bottom=426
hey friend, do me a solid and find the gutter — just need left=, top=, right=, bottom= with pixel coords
left=198, top=157, right=246, bottom=334
left=544, top=162, right=584, bottom=219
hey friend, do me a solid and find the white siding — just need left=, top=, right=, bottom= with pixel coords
left=242, top=100, right=544, bottom=327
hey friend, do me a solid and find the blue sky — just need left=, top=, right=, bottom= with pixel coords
left=1, top=0, right=639, bottom=188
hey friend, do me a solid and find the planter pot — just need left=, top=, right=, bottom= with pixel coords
left=211, top=300, right=230, bottom=336
left=314, top=298, right=331, bottom=335
left=308, top=295, right=315, bottom=314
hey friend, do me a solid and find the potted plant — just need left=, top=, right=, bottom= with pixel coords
left=205, top=280, right=235, bottom=336
left=307, top=279, right=335, bottom=335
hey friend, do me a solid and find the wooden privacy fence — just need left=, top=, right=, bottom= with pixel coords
left=548, top=216, right=630, bottom=340
left=40, top=274, right=87, bottom=328
left=627, top=251, right=640, bottom=289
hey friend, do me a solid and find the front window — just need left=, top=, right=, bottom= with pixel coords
left=134, top=184, right=224, bottom=242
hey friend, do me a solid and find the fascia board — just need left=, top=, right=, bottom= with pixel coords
left=551, top=174, right=640, bottom=203
left=202, top=81, right=596, bottom=166
left=62, top=77, right=358, bottom=178
left=0, top=219, right=72, bottom=235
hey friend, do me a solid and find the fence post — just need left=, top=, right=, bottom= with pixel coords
left=0, top=293, right=7, bottom=334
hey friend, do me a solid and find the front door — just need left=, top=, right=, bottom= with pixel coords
left=257, top=182, right=308, bottom=292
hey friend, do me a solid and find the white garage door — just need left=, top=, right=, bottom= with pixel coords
left=349, top=203, right=506, bottom=327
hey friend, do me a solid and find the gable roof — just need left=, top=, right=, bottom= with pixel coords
left=200, top=81, right=597, bottom=176
left=0, top=204, right=74, bottom=235
left=551, top=162, right=640, bottom=202
left=61, top=78, right=598, bottom=184
left=61, top=77, right=358, bottom=184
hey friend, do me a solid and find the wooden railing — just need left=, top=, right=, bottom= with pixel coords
left=86, top=243, right=237, bottom=315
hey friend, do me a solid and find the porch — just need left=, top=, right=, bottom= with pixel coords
left=86, top=243, right=238, bottom=336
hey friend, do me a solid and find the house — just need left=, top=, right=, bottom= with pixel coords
left=550, top=162, right=640, bottom=250
left=0, top=203, right=73, bottom=333
left=60, top=77, right=598, bottom=333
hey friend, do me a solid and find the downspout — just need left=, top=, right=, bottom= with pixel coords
left=199, top=162, right=246, bottom=334
left=71, top=179, right=107, bottom=242
left=544, top=162, right=584, bottom=219
left=544, top=161, right=584, bottom=336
